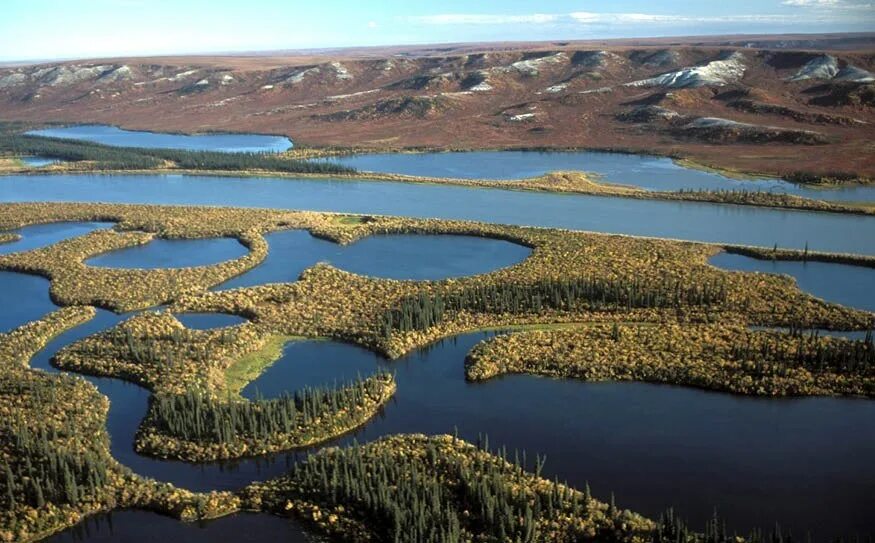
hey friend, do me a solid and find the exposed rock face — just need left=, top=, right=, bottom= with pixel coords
left=835, top=66, right=875, bottom=83
left=675, top=116, right=828, bottom=144
left=0, top=72, right=26, bottom=89
left=328, top=62, right=353, bottom=80
left=808, top=82, right=875, bottom=108
left=544, top=83, right=567, bottom=93
left=570, top=50, right=621, bottom=69
left=788, top=55, right=839, bottom=81
left=616, top=105, right=680, bottom=123
left=728, top=98, right=863, bottom=126
left=315, top=95, right=450, bottom=121
left=630, top=49, right=680, bottom=67
left=625, top=52, right=746, bottom=88
left=98, top=65, right=133, bottom=83
left=461, top=70, right=492, bottom=92
left=505, top=52, right=568, bottom=77
left=787, top=55, right=874, bottom=84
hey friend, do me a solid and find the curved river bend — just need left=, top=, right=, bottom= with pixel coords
left=2, top=223, right=872, bottom=541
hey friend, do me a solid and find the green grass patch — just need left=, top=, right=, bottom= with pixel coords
left=222, top=334, right=301, bottom=396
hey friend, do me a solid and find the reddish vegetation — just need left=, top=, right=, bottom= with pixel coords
left=2, top=34, right=874, bottom=178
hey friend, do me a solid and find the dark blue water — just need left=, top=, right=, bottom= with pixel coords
left=710, top=252, right=875, bottom=313
left=86, top=237, right=249, bottom=269
left=27, top=125, right=293, bottom=153
left=43, top=511, right=310, bottom=543
left=2, top=174, right=874, bottom=255
left=0, top=221, right=112, bottom=255
left=218, top=230, right=530, bottom=290
left=0, top=271, right=54, bottom=333
left=323, top=151, right=875, bottom=202
left=174, top=313, right=248, bottom=329
left=2, top=198, right=872, bottom=539
left=5, top=226, right=869, bottom=540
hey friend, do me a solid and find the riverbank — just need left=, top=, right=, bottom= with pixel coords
left=4, top=161, right=872, bottom=216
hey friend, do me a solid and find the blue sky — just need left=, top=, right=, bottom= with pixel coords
left=2, top=0, right=873, bottom=62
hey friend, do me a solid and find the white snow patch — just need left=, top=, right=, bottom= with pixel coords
left=194, top=78, right=210, bottom=86
left=98, top=65, right=133, bottom=83
left=625, top=52, right=746, bottom=89
left=572, top=51, right=621, bottom=69
left=261, top=84, right=275, bottom=90
left=469, top=81, right=493, bottom=91
left=788, top=55, right=839, bottom=81
left=284, top=66, right=320, bottom=85
left=504, top=52, right=568, bottom=77
left=0, top=72, right=26, bottom=89
left=507, top=113, right=536, bottom=122
left=326, top=88, right=380, bottom=101
left=684, top=117, right=751, bottom=129
left=835, top=66, right=875, bottom=83
left=329, top=61, right=353, bottom=80
left=579, top=86, right=612, bottom=95
left=220, top=74, right=235, bottom=85
left=35, top=64, right=114, bottom=86
left=544, top=83, right=567, bottom=93
left=169, top=69, right=199, bottom=81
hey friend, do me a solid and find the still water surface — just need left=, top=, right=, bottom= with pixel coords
left=1, top=224, right=870, bottom=540
left=27, top=124, right=293, bottom=153
left=324, top=151, right=875, bottom=202
left=3, top=173, right=873, bottom=255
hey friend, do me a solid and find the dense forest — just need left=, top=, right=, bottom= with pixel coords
left=0, top=134, right=355, bottom=174
left=731, top=329, right=874, bottom=374
left=263, top=434, right=814, bottom=543
left=0, top=378, right=111, bottom=514
left=148, top=372, right=392, bottom=444
left=380, top=276, right=728, bottom=336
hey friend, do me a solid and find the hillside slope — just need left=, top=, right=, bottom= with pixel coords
left=2, top=36, right=874, bottom=178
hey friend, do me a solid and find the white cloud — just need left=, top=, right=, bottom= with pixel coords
left=367, top=21, right=378, bottom=29
left=781, top=0, right=838, bottom=5
left=782, top=0, right=873, bottom=7
left=569, top=12, right=805, bottom=24
left=406, top=13, right=561, bottom=25
left=405, top=6, right=872, bottom=29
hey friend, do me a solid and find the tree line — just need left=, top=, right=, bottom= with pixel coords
left=149, top=372, right=391, bottom=444
left=0, top=425, right=109, bottom=513
left=730, top=330, right=874, bottom=374
left=0, top=134, right=356, bottom=174
left=380, top=276, right=728, bottom=336
left=283, top=434, right=820, bottom=543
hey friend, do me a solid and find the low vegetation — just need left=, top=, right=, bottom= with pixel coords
left=139, top=373, right=395, bottom=461
left=466, top=324, right=874, bottom=397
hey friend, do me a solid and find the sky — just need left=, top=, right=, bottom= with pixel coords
left=1, top=0, right=874, bottom=62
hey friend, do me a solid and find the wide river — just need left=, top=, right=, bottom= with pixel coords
left=2, top=173, right=875, bottom=255
left=1, top=139, right=873, bottom=541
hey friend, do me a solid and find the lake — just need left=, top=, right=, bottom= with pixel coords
left=27, top=124, right=293, bottom=153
